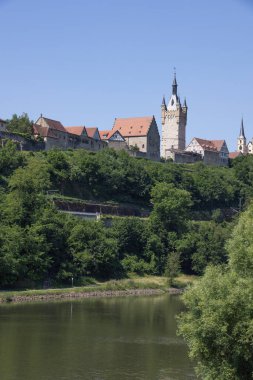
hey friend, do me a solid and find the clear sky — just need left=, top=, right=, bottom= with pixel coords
left=1, top=0, right=253, bottom=150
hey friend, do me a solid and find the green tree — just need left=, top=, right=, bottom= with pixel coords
left=150, top=182, right=192, bottom=232
left=165, top=251, right=181, bottom=286
left=6, top=113, right=34, bottom=136
left=178, top=203, right=253, bottom=380
left=0, top=140, right=25, bottom=176
left=0, top=224, right=24, bottom=286
left=4, top=157, right=51, bottom=226
left=68, top=220, right=121, bottom=279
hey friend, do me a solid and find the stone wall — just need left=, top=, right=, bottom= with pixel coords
left=168, top=150, right=202, bottom=164
left=203, top=150, right=220, bottom=166
left=0, top=131, right=45, bottom=151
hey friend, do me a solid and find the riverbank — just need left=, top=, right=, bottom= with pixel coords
left=0, top=275, right=195, bottom=304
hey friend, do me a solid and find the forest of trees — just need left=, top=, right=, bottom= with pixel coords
left=0, top=141, right=253, bottom=288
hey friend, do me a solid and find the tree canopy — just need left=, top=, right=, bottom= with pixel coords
left=6, top=113, right=34, bottom=136
left=178, top=203, right=253, bottom=380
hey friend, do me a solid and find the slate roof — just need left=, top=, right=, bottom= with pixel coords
left=112, top=116, right=154, bottom=137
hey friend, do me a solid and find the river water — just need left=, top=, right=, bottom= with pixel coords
left=0, top=294, right=196, bottom=380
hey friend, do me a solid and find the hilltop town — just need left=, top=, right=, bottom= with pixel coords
left=0, top=75, right=249, bottom=166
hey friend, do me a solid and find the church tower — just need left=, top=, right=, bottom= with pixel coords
left=237, top=118, right=247, bottom=154
left=161, top=73, right=187, bottom=158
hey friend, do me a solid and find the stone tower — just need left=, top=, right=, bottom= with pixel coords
left=237, top=118, right=247, bottom=154
left=161, top=73, right=187, bottom=158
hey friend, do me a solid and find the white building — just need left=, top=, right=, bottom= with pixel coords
left=186, top=137, right=229, bottom=166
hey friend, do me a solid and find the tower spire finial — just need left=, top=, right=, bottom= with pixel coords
left=172, top=67, right=178, bottom=95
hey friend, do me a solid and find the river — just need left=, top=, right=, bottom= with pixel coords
left=0, top=294, right=196, bottom=380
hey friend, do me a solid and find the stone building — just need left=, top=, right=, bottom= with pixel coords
left=112, top=116, right=160, bottom=160
left=34, top=116, right=106, bottom=151
left=186, top=137, right=229, bottom=166
left=85, top=127, right=107, bottom=151
left=161, top=74, right=187, bottom=159
left=34, top=116, right=70, bottom=150
left=99, top=129, right=128, bottom=151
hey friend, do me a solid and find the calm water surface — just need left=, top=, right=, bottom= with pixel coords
left=0, top=294, right=196, bottom=380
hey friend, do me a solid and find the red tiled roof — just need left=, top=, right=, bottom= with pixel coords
left=41, top=117, right=66, bottom=133
left=99, top=129, right=125, bottom=141
left=229, top=151, right=243, bottom=159
left=86, top=127, right=100, bottom=139
left=194, top=138, right=217, bottom=151
left=99, top=130, right=111, bottom=140
left=112, top=116, right=154, bottom=137
left=65, top=126, right=87, bottom=136
left=211, top=140, right=225, bottom=151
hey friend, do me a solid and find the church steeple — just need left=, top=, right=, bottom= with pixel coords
left=237, top=118, right=247, bottom=154
left=239, top=118, right=245, bottom=138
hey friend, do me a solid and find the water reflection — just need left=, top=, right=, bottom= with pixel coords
left=0, top=294, right=196, bottom=380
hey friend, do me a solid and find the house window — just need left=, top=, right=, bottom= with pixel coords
left=142, top=144, right=145, bottom=148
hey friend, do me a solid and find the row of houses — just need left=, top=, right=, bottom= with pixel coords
left=0, top=109, right=243, bottom=166
left=0, top=114, right=161, bottom=161
left=34, top=114, right=232, bottom=165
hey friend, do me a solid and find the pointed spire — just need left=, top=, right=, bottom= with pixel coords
left=239, top=118, right=245, bottom=138
left=173, top=73, right=177, bottom=86
left=183, top=97, right=187, bottom=108
left=162, top=95, right=166, bottom=106
left=172, top=68, right=178, bottom=96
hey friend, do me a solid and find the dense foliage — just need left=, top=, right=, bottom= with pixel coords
left=6, top=113, right=34, bottom=136
left=0, top=142, right=252, bottom=288
left=178, top=203, right=253, bottom=380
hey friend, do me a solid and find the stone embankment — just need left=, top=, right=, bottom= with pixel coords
left=0, top=288, right=167, bottom=304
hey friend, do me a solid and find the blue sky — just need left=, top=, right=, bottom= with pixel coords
left=1, top=0, right=252, bottom=150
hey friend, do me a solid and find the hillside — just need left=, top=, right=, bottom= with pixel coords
left=0, top=141, right=252, bottom=289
